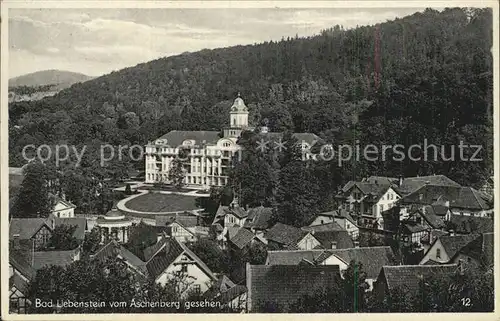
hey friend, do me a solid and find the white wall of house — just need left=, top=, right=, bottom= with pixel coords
left=155, top=253, right=213, bottom=295
left=373, top=187, right=400, bottom=221
left=52, top=202, right=75, bottom=218
left=320, top=255, right=375, bottom=290
left=224, top=213, right=246, bottom=227
left=297, top=233, right=321, bottom=250
left=334, top=217, right=359, bottom=238
left=450, top=208, right=492, bottom=218
left=170, top=222, right=196, bottom=243
left=420, top=239, right=451, bottom=264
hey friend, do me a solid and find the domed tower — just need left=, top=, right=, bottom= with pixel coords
left=229, top=93, right=249, bottom=128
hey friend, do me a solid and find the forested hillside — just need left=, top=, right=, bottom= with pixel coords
left=9, top=8, right=493, bottom=187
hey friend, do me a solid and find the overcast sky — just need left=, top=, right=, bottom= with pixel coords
left=9, top=8, right=426, bottom=78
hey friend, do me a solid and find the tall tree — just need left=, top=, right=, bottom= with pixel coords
left=11, top=162, right=53, bottom=218
left=169, top=157, right=186, bottom=190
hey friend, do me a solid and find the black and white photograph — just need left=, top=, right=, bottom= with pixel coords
left=1, top=1, right=498, bottom=317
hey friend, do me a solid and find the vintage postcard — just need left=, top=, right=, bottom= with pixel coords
left=1, top=0, right=498, bottom=319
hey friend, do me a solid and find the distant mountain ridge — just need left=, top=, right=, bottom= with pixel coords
left=9, top=70, right=94, bottom=89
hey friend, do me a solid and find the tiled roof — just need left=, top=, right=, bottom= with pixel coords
left=448, top=215, right=493, bottom=234
left=156, top=213, right=198, bottom=228
left=311, top=230, right=354, bottom=249
left=145, top=238, right=184, bottom=279
left=438, top=234, right=480, bottom=259
left=205, top=275, right=236, bottom=299
left=143, top=236, right=169, bottom=262
left=401, top=185, right=492, bottom=210
left=177, top=240, right=217, bottom=281
left=380, top=264, right=458, bottom=295
left=365, top=176, right=399, bottom=185
left=145, top=237, right=217, bottom=281
left=302, top=222, right=345, bottom=233
left=155, top=214, right=178, bottom=227
left=93, top=240, right=148, bottom=274
left=10, top=274, right=29, bottom=294
left=229, top=228, right=256, bottom=250
left=244, top=206, right=273, bottom=230
left=32, top=250, right=76, bottom=270
left=317, top=246, right=397, bottom=279
left=454, top=233, right=494, bottom=268
left=247, top=264, right=341, bottom=312
left=55, top=217, right=87, bottom=241
left=224, top=206, right=248, bottom=219
left=9, top=218, right=48, bottom=239
left=156, top=130, right=221, bottom=147
left=418, top=207, right=445, bottom=229
left=265, top=223, right=308, bottom=246
left=401, top=222, right=428, bottom=234
left=266, top=250, right=326, bottom=265
left=423, top=204, right=449, bottom=216
left=397, top=175, right=461, bottom=195
left=339, top=181, right=390, bottom=201
left=10, top=249, right=36, bottom=280
left=219, top=285, right=247, bottom=304
left=450, top=187, right=492, bottom=210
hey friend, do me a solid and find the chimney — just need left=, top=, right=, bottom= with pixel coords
left=354, top=241, right=360, bottom=248
left=13, top=234, right=21, bottom=250
left=331, top=241, right=337, bottom=249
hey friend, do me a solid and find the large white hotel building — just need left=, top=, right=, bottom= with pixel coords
left=144, top=95, right=319, bottom=188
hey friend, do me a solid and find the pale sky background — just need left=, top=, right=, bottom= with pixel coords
left=9, top=8, right=427, bottom=78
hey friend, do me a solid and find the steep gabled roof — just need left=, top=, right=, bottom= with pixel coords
left=145, top=238, right=185, bottom=279
left=145, top=237, right=217, bottom=281
left=265, top=223, right=309, bottom=246
left=311, top=230, right=354, bottom=249
left=204, top=275, right=236, bottom=299
left=229, top=227, right=256, bottom=250
left=9, top=218, right=48, bottom=239
left=10, top=249, right=36, bottom=281
left=339, top=181, right=391, bottom=201
left=244, top=206, right=273, bottom=230
left=143, top=235, right=169, bottom=262
left=438, top=234, right=480, bottom=259
left=453, top=233, right=494, bottom=268
left=93, top=240, right=148, bottom=274
left=247, top=264, right=341, bottom=312
left=316, top=246, right=397, bottom=279
left=379, top=264, right=459, bottom=295
left=10, top=274, right=29, bottom=294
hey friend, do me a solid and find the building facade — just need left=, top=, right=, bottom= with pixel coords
left=145, top=95, right=318, bottom=188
